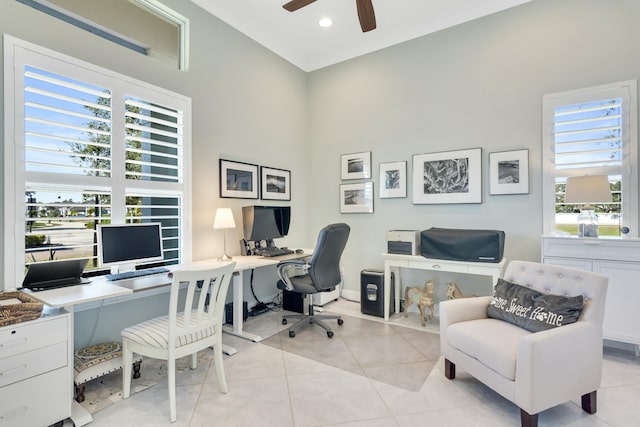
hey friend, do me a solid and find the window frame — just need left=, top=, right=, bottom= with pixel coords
left=3, top=35, right=192, bottom=289
left=542, top=80, right=638, bottom=237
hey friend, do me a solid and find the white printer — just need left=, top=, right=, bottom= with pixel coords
left=386, top=230, right=420, bottom=255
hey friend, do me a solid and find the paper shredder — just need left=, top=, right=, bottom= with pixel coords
left=360, top=269, right=394, bottom=317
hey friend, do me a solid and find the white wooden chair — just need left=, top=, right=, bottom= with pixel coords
left=121, top=262, right=235, bottom=422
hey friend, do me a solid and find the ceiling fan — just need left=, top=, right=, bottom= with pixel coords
left=283, top=0, right=377, bottom=33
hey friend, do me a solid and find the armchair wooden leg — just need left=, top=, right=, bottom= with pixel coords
left=520, top=409, right=538, bottom=427
left=581, top=390, right=597, bottom=414
left=444, top=358, right=456, bottom=380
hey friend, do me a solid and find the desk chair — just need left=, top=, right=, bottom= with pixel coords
left=121, top=262, right=235, bottom=423
left=277, top=223, right=350, bottom=338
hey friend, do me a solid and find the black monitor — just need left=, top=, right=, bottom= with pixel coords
left=242, top=205, right=291, bottom=243
left=97, top=223, right=164, bottom=271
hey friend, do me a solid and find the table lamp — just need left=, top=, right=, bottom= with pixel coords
left=213, top=207, right=236, bottom=260
left=564, top=175, right=612, bottom=238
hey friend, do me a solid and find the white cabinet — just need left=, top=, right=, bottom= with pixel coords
left=0, top=312, right=71, bottom=427
left=541, top=235, right=640, bottom=351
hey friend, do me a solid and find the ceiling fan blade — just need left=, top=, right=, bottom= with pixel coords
left=356, top=0, right=376, bottom=32
left=283, top=0, right=317, bottom=12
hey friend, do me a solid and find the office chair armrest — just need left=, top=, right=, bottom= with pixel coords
left=277, top=260, right=310, bottom=291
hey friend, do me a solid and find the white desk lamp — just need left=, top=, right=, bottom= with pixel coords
left=564, top=175, right=612, bottom=238
left=213, top=207, right=236, bottom=261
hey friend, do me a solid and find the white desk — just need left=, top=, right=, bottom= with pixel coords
left=25, top=253, right=309, bottom=426
left=382, top=253, right=506, bottom=321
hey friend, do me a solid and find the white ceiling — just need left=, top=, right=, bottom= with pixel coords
left=190, top=0, right=534, bottom=72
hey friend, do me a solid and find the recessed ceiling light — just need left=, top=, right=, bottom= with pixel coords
left=318, top=17, right=333, bottom=28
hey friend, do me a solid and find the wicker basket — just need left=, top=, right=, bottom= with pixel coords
left=0, top=291, right=44, bottom=327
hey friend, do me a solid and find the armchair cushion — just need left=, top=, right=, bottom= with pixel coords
left=487, top=278, right=584, bottom=333
left=447, top=318, right=530, bottom=380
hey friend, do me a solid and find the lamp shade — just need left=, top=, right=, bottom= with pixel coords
left=213, top=208, right=236, bottom=229
left=564, top=175, right=612, bottom=204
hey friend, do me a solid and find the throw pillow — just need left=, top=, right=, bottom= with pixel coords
left=487, top=278, right=584, bottom=332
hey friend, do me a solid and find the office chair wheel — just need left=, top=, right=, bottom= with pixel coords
left=289, top=330, right=295, bottom=338
left=337, top=318, right=344, bottom=326
left=327, top=331, right=334, bottom=338
left=282, top=319, right=288, bottom=325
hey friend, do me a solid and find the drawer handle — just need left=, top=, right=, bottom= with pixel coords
left=432, top=264, right=441, bottom=269
left=0, top=337, right=28, bottom=349
left=1, top=364, right=27, bottom=377
left=0, top=406, right=28, bottom=421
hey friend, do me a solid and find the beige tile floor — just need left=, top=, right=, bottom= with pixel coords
left=72, top=298, right=640, bottom=427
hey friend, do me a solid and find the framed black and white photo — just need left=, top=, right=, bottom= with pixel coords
left=341, top=151, right=371, bottom=180
left=412, top=148, right=482, bottom=204
left=340, top=182, right=374, bottom=213
left=489, top=149, right=529, bottom=195
left=219, top=159, right=259, bottom=199
left=379, top=161, right=407, bottom=198
left=261, top=166, right=291, bottom=200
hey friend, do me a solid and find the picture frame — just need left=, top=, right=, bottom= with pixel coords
left=379, top=161, right=407, bottom=198
left=340, top=182, right=374, bottom=213
left=219, top=159, right=259, bottom=199
left=341, top=151, right=371, bottom=180
left=489, top=149, right=529, bottom=195
left=260, top=166, right=291, bottom=200
left=412, top=148, right=482, bottom=204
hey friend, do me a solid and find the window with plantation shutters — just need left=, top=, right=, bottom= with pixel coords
left=4, top=36, right=191, bottom=288
left=542, top=81, right=638, bottom=238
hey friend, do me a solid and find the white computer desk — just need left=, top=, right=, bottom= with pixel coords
left=26, top=252, right=309, bottom=426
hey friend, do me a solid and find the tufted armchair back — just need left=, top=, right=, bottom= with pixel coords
left=502, top=260, right=608, bottom=325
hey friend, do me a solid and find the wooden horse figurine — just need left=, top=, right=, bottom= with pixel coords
left=403, top=280, right=436, bottom=326
left=445, top=282, right=475, bottom=300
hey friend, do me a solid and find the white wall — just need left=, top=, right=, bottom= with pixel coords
left=2, top=0, right=640, bottom=306
left=306, top=0, right=640, bottom=295
left=0, top=0, right=308, bottom=337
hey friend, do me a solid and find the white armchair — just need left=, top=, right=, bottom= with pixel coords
left=439, top=260, right=608, bottom=427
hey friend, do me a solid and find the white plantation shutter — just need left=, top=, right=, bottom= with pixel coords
left=124, top=97, right=182, bottom=183
left=24, top=67, right=112, bottom=177
left=554, top=98, right=623, bottom=176
left=4, top=37, right=191, bottom=285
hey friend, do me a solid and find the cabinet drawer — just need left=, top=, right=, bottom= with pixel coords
left=543, top=257, right=593, bottom=271
left=0, top=315, right=67, bottom=359
left=0, top=341, right=67, bottom=387
left=542, top=237, right=640, bottom=262
left=409, top=259, right=468, bottom=273
left=0, top=366, right=70, bottom=427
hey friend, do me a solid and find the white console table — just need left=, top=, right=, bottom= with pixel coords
left=382, top=253, right=506, bottom=322
left=541, top=235, right=640, bottom=354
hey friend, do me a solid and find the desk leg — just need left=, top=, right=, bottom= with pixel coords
left=66, top=306, right=93, bottom=427
left=384, top=263, right=392, bottom=321
left=222, top=270, right=264, bottom=343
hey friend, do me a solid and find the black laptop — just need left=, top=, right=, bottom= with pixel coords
left=22, top=259, right=90, bottom=291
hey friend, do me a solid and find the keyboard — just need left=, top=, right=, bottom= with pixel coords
left=106, top=267, right=170, bottom=281
left=259, top=247, right=294, bottom=257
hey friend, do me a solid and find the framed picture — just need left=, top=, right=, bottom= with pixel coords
left=341, top=151, right=371, bottom=180
left=489, top=149, right=529, bottom=195
left=219, top=159, right=259, bottom=199
left=261, top=166, right=291, bottom=200
left=379, top=161, right=407, bottom=198
left=340, top=182, right=374, bottom=213
left=412, top=148, right=482, bottom=204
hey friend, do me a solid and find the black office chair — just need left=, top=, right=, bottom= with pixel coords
left=276, top=223, right=350, bottom=338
